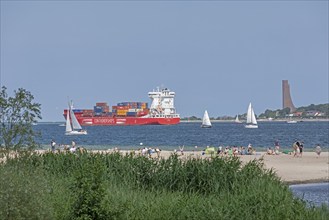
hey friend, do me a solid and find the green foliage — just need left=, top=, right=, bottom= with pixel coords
left=259, top=104, right=329, bottom=119
left=181, top=116, right=201, bottom=121
left=0, top=156, right=53, bottom=219
left=0, top=86, right=42, bottom=152
left=70, top=153, right=108, bottom=220
left=0, top=151, right=328, bottom=219
left=296, top=103, right=329, bottom=116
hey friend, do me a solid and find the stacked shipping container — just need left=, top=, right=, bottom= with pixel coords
left=94, top=102, right=110, bottom=116
left=112, top=102, right=148, bottom=117
left=71, top=101, right=149, bottom=118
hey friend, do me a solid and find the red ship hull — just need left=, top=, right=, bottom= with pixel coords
left=63, top=113, right=180, bottom=126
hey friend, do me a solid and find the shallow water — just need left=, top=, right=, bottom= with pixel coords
left=290, top=182, right=329, bottom=207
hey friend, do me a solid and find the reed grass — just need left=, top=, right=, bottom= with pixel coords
left=0, top=151, right=328, bottom=219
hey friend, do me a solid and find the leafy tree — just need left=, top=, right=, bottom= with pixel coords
left=0, top=86, right=42, bottom=152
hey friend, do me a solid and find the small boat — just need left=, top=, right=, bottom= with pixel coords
left=287, top=120, right=297, bottom=124
left=201, top=110, right=212, bottom=128
left=65, top=101, right=87, bottom=135
left=234, top=115, right=242, bottom=123
left=245, top=102, right=258, bottom=128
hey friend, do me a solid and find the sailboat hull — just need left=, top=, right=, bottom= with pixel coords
left=201, top=125, right=212, bottom=128
left=65, top=130, right=88, bottom=135
left=245, top=124, right=258, bottom=129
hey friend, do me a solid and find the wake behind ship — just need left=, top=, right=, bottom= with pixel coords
left=63, top=87, right=180, bottom=126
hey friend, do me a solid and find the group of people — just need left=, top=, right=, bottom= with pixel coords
left=266, top=140, right=280, bottom=155
left=137, top=147, right=162, bottom=158
left=50, top=139, right=323, bottom=158
left=199, top=144, right=256, bottom=157
left=50, top=139, right=82, bottom=153
left=292, top=140, right=305, bottom=157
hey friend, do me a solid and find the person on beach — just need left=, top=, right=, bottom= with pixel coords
left=70, top=145, right=76, bottom=153
left=315, top=144, right=321, bottom=158
left=299, top=142, right=304, bottom=157
left=155, top=148, right=161, bottom=158
left=217, top=145, right=223, bottom=155
left=274, top=139, right=280, bottom=154
left=247, top=144, right=253, bottom=155
left=51, top=139, right=56, bottom=152
left=267, top=147, right=274, bottom=155
left=293, top=140, right=300, bottom=157
left=147, top=147, right=152, bottom=158
left=179, top=145, right=184, bottom=155
left=240, top=146, right=246, bottom=155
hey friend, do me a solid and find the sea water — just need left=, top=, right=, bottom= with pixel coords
left=34, top=121, right=328, bottom=151
left=290, top=183, right=329, bottom=207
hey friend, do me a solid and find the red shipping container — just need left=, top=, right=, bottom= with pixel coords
left=96, top=102, right=108, bottom=107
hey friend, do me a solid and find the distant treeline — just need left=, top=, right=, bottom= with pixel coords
left=182, top=103, right=329, bottom=120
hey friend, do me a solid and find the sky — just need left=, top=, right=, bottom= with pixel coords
left=1, top=1, right=328, bottom=122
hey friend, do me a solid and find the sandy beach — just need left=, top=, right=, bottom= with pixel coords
left=107, top=150, right=329, bottom=184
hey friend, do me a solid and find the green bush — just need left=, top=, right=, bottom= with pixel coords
left=0, top=151, right=328, bottom=220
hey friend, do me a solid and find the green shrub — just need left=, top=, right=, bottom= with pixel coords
left=0, top=151, right=328, bottom=219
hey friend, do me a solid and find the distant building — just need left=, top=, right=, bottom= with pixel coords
left=306, top=111, right=324, bottom=117
left=282, top=80, right=296, bottom=112
left=293, top=112, right=303, bottom=117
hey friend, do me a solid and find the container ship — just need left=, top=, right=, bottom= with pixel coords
left=63, top=87, right=180, bottom=126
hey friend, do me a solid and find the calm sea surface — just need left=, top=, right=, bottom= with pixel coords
left=33, top=121, right=329, bottom=206
left=34, top=121, right=329, bottom=151
left=290, top=183, right=329, bottom=207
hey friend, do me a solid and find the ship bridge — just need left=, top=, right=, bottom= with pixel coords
left=148, top=87, right=179, bottom=117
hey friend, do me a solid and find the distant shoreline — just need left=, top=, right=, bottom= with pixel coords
left=37, top=118, right=329, bottom=124
left=181, top=118, right=329, bottom=123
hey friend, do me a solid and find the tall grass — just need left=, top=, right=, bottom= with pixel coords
left=0, top=151, right=328, bottom=219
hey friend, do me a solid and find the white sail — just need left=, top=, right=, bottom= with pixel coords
left=65, top=108, right=72, bottom=132
left=65, top=101, right=87, bottom=135
left=250, top=108, right=257, bottom=125
left=235, top=115, right=241, bottom=123
left=70, top=108, right=82, bottom=130
left=246, top=103, right=252, bottom=124
left=201, top=110, right=212, bottom=128
left=245, top=102, right=258, bottom=128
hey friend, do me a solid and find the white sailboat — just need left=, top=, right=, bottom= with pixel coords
left=287, top=117, right=297, bottom=124
left=201, top=110, right=212, bottom=128
left=235, top=115, right=242, bottom=123
left=65, top=102, right=87, bottom=135
left=245, top=103, right=258, bottom=128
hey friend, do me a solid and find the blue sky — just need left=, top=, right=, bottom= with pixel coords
left=1, top=1, right=328, bottom=121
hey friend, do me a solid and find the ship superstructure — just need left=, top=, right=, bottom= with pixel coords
left=147, top=87, right=180, bottom=119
